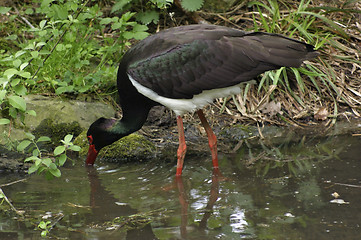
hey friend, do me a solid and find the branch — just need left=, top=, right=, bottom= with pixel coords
left=0, top=188, right=23, bottom=215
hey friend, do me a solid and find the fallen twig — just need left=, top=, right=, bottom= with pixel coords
left=0, top=188, right=23, bottom=215
left=324, top=181, right=361, bottom=188
left=0, top=178, right=27, bottom=187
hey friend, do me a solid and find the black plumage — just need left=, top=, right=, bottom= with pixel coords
left=122, top=24, right=318, bottom=99
left=86, top=24, right=319, bottom=176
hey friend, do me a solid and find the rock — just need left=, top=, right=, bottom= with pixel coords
left=0, top=145, right=30, bottom=172
left=32, top=118, right=82, bottom=146
left=74, top=131, right=156, bottom=163
left=23, top=95, right=114, bottom=130
left=0, top=95, right=115, bottom=143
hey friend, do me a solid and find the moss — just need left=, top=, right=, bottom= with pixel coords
left=73, top=131, right=89, bottom=157
left=33, top=118, right=82, bottom=146
left=74, top=131, right=156, bottom=163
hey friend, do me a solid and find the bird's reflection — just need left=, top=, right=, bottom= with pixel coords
left=174, top=168, right=222, bottom=239
left=85, top=166, right=158, bottom=239
left=86, top=165, right=222, bottom=239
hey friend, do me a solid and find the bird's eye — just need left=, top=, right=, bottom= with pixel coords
left=87, top=135, right=94, bottom=145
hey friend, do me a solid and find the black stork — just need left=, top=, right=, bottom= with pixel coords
left=86, top=24, right=319, bottom=176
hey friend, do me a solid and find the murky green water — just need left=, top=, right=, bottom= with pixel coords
left=0, top=134, right=360, bottom=239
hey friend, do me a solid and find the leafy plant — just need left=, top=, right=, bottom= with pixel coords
left=17, top=134, right=80, bottom=179
left=112, top=0, right=174, bottom=25
left=38, top=220, right=51, bottom=237
left=1, top=0, right=153, bottom=126
left=1, top=0, right=162, bottom=170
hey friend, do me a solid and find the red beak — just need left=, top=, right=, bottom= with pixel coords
left=86, top=144, right=98, bottom=165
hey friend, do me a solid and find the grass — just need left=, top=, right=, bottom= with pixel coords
left=197, top=0, right=361, bottom=126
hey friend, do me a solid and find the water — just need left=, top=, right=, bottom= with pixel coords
left=0, top=134, right=360, bottom=239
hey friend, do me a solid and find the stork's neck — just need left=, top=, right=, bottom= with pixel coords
left=110, top=105, right=152, bottom=138
left=107, top=63, right=156, bottom=140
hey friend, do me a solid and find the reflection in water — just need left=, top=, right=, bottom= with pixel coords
left=0, top=134, right=360, bottom=239
left=229, top=208, right=248, bottom=233
left=85, top=165, right=158, bottom=239
left=175, top=168, right=221, bottom=239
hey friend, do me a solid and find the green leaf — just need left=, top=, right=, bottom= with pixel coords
left=17, top=140, right=32, bottom=151
left=37, top=136, right=51, bottom=142
left=20, top=62, right=29, bottom=70
left=41, top=0, right=53, bottom=8
left=49, top=168, right=61, bottom=177
left=26, top=110, right=37, bottom=116
left=9, top=107, right=17, bottom=119
left=53, top=4, right=68, bottom=20
left=49, top=163, right=57, bottom=170
left=15, top=50, right=26, bottom=58
left=38, top=221, right=47, bottom=229
left=10, top=78, right=20, bottom=87
left=39, top=20, right=47, bottom=29
left=54, top=145, right=66, bottom=156
left=28, top=164, right=39, bottom=174
left=69, top=145, right=81, bottom=152
left=133, top=31, right=149, bottom=40
left=136, top=10, right=159, bottom=25
left=42, top=158, right=52, bottom=167
left=58, top=154, right=67, bottom=166
left=25, top=132, right=36, bottom=140
left=133, top=24, right=148, bottom=32
left=13, top=59, right=21, bottom=68
left=32, top=149, right=40, bottom=157
left=35, top=158, right=42, bottom=166
left=38, top=166, right=46, bottom=174
left=112, top=22, right=124, bottom=30
left=121, top=12, right=136, bottom=21
left=64, top=134, right=73, bottom=144
left=14, top=84, right=27, bottom=96
left=181, top=0, right=204, bottom=12
left=8, top=95, right=26, bottom=111
left=99, top=17, right=114, bottom=25
left=55, top=86, right=74, bottom=94
left=0, top=7, right=11, bottom=14
left=17, top=71, right=31, bottom=78
left=4, top=68, right=18, bottom=79
left=56, top=43, right=65, bottom=51
left=25, top=8, right=34, bottom=14
left=111, top=0, right=131, bottom=13
left=24, top=156, right=40, bottom=162
left=0, top=90, right=6, bottom=101
left=0, top=118, right=10, bottom=125
left=31, top=51, right=39, bottom=58
left=36, top=42, right=46, bottom=48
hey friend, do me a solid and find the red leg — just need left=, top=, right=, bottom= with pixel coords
left=197, top=109, right=219, bottom=169
left=176, top=116, right=187, bottom=176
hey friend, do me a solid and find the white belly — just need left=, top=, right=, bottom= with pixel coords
left=129, top=75, right=248, bottom=116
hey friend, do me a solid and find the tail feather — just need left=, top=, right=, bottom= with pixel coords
left=241, top=32, right=319, bottom=68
